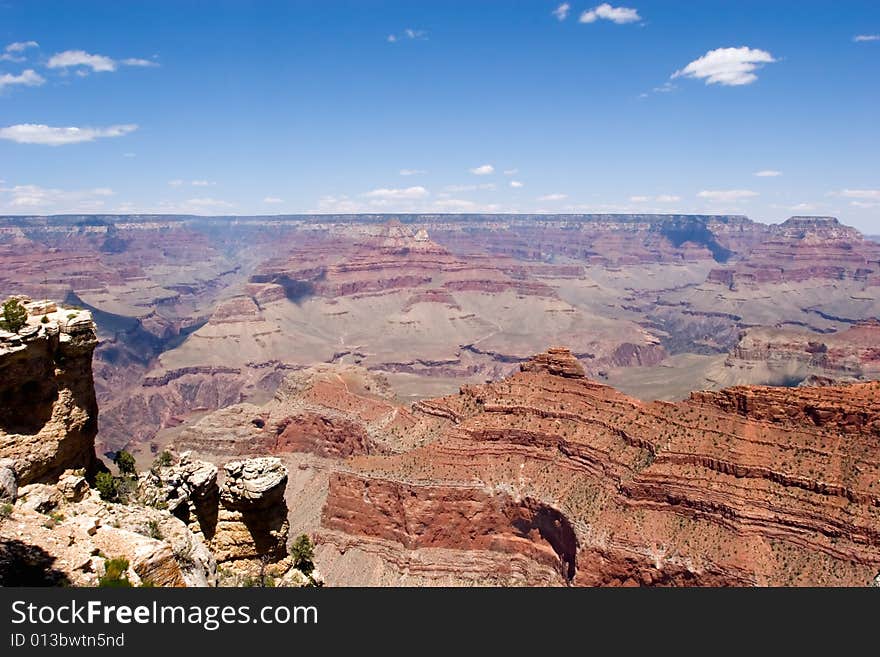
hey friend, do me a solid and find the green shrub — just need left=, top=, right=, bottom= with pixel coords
left=1, top=298, right=27, bottom=333
left=147, top=520, right=162, bottom=540
left=114, top=450, right=137, bottom=476
left=155, top=450, right=173, bottom=468
left=95, top=472, right=121, bottom=502
left=40, top=315, right=49, bottom=324
left=0, top=503, right=12, bottom=520
left=98, top=558, right=132, bottom=588
left=289, top=534, right=315, bottom=576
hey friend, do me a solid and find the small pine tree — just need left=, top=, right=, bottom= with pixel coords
left=95, top=472, right=121, bottom=502
left=290, top=534, right=315, bottom=576
left=1, top=298, right=27, bottom=333
left=114, top=450, right=137, bottom=476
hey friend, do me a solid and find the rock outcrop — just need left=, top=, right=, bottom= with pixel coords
left=317, top=348, right=880, bottom=586
left=0, top=469, right=216, bottom=587
left=138, top=453, right=294, bottom=582
left=0, top=298, right=99, bottom=485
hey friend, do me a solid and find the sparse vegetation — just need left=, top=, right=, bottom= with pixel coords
left=1, top=298, right=27, bottom=333
left=95, top=471, right=122, bottom=502
left=147, top=519, right=162, bottom=540
left=98, top=557, right=133, bottom=587
left=0, top=503, right=13, bottom=520
left=289, top=533, right=315, bottom=576
left=155, top=450, right=174, bottom=468
left=114, top=450, right=137, bottom=476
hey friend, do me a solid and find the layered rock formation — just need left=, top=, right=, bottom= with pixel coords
left=713, top=320, right=880, bottom=387
left=707, top=217, right=880, bottom=288
left=0, top=298, right=99, bottom=485
left=317, top=348, right=880, bottom=586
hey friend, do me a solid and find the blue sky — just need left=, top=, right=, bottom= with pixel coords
left=0, top=0, right=878, bottom=232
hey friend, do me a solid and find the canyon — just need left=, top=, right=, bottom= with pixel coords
left=2, top=212, right=880, bottom=586
left=3, top=213, right=877, bottom=459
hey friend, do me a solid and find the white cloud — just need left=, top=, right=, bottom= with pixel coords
left=399, top=168, right=427, bottom=176
left=790, top=203, right=817, bottom=211
left=579, top=3, right=641, bottom=24
left=0, top=69, right=45, bottom=90
left=850, top=201, right=879, bottom=209
left=754, top=169, right=782, bottom=177
left=553, top=3, right=571, bottom=21
left=168, top=179, right=184, bottom=187
left=853, top=35, right=880, bottom=42
left=672, top=47, right=777, bottom=86
left=631, top=194, right=681, bottom=203
left=838, top=189, right=880, bottom=200
left=46, top=50, right=158, bottom=73
left=0, top=123, right=137, bottom=145
left=190, top=180, right=215, bottom=187
left=510, top=180, right=524, bottom=188
left=182, top=197, right=233, bottom=209
left=697, top=189, right=758, bottom=201
left=47, top=50, right=117, bottom=72
left=263, top=196, right=283, bottom=204
left=0, top=183, right=113, bottom=212
left=653, top=82, right=676, bottom=93
left=363, top=186, right=429, bottom=200
left=123, top=152, right=136, bottom=158
left=469, top=164, right=494, bottom=175
left=5, top=41, right=39, bottom=53
left=1, top=40, right=38, bottom=62
left=503, top=168, right=518, bottom=176
left=121, top=57, right=158, bottom=67
left=388, top=28, right=427, bottom=42
left=538, top=193, right=568, bottom=201
left=444, top=183, right=496, bottom=192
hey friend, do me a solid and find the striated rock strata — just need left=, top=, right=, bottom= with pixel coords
left=318, top=348, right=880, bottom=586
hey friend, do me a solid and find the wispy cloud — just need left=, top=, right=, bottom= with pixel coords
left=444, top=183, right=496, bottom=192
left=0, top=123, right=137, bottom=145
left=538, top=193, right=568, bottom=201
left=579, top=4, right=641, bottom=24
left=552, top=3, right=571, bottom=21
left=672, top=47, right=777, bottom=86
left=630, top=194, right=680, bottom=203
left=503, top=168, right=518, bottom=176
left=0, top=183, right=113, bottom=211
left=191, top=180, right=215, bottom=187
left=387, top=28, right=428, bottom=43
left=399, top=168, right=427, bottom=176
left=697, top=189, right=758, bottom=201
left=836, top=189, right=880, bottom=200
left=47, top=49, right=158, bottom=73
left=469, top=164, right=494, bottom=175
left=120, top=57, right=158, bottom=67
left=1, top=40, right=38, bottom=62
left=510, top=180, right=524, bottom=188
left=0, top=69, right=44, bottom=90
left=754, top=170, right=782, bottom=177
left=262, top=196, right=283, bottom=204
left=363, top=186, right=429, bottom=200
left=853, top=34, right=880, bottom=42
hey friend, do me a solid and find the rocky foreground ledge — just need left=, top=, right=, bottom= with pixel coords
left=0, top=298, right=318, bottom=587
left=0, top=297, right=99, bottom=485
